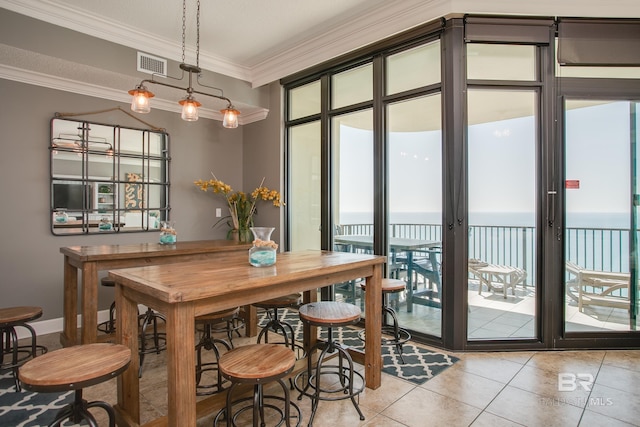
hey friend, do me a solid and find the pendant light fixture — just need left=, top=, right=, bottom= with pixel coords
left=128, top=0, right=240, bottom=127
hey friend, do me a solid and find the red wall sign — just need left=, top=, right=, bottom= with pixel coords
left=565, top=180, right=580, bottom=189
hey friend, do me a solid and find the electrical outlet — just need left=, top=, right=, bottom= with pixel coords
left=216, top=208, right=222, bottom=217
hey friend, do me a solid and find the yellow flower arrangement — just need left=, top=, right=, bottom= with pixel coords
left=194, top=174, right=283, bottom=242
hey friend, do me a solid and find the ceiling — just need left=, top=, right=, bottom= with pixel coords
left=4, top=0, right=640, bottom=88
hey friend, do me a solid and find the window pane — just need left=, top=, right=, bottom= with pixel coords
left=564, top=100, right=634, bottom=332
left=388, top=94, right=442, bottom=338
left=467, top=89, right=537, bottom=340
left=289, top=80, right=321, bottom=120
left=289, top=122, right=321, bottom=250
left=467, top=44, right=536, bottom=81
left=387, top=40, right=441, bottom=95
left=332, top=63, right=372, bottom=109
left=332, top=109, right=373, bottom=306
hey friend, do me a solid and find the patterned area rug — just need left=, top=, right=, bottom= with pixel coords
left=0, top=371, right=73, bottom=427
left=258, top=308, right=458, bottom=385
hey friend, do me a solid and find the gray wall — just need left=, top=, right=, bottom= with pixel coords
left=0, top=78, right=272, bottom=322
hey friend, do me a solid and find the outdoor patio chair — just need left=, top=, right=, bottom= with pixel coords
left=565, top=261, right=630, bottom=312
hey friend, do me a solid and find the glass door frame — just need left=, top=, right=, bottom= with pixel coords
left=555, top=78, right=640, bottom=348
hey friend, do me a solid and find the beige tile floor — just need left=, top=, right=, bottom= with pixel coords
left=27, top=327, right=640, bottom=427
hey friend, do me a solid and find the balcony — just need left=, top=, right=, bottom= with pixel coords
left=334, top=223, right=634, bottom=338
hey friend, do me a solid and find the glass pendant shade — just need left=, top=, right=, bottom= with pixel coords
left=179, top=96, right=201, bottom=121
left=222, top=107, right=240, bottom=128
left=128, top=87, right=154, bottom=113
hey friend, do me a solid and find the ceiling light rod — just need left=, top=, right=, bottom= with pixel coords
left=128, top=0, right=240, bottom=128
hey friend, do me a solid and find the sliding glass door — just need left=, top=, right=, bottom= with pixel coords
left=563, top=99, right=639, bottom=332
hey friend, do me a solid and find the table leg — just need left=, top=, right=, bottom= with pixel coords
left=61, top=256, right=78, bottom=346
left=406, top=251, right=414, bottom=312
left=115, top=284, right=140, bottom=426
left=81, top=263, right=99, bottom=344
left=166, top=303, right=196, bottom=426
left=364, top=263, right=382, bottom=389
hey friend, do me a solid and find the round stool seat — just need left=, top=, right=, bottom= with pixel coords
left=359, top=278, right=411, bottom=364
left=19, top=343, right=131, bottom=392
left=196, top=307, right=240, bottom=323
left=253, top=293, right=301, bottom=309
left=19, top=343, right=131, bottom=427
left=360, top=278, right=406, bottom=293
left=215, top=344, right=301, bottom=426
left=101, top=277, right=116, bottom=287
left=220, top=343, right=296, bottom=382
left=298, top=301, right=361, bottom=327
left=0, top=306, right=43, bottom=326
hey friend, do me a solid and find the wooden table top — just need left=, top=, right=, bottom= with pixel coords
left=109, top=250, right=385, bottom=304
left=60, top=239, right=252, bottom=261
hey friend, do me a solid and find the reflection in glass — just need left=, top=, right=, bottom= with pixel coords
left=289, top=80, right=321, bottom=121
left=388, top=94, right=442, bottom=338
left=467, top=89, right=537, bottom=340
left=289, top=122, right=321, bottom=251
left=564, top=100, right=635, bottom=332
left=332, top=110, right=373, bottom=306
left=467, top=44, right=536, bottom=81
left=332, top=64, right=373, bottom=110
left=387, top=40, right=441, bottom=95
left=50, top=118, right=170, bottom=235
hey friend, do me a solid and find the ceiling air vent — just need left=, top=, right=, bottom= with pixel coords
left=137, top=52, right=167, bottom=77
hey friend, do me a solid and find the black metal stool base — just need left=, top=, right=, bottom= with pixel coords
left=50, top=389, right=115, bottom=427
left=97, top=301, right=117, bottom=334
left=257, top=308, right=306, bottom=360
left=138, top=308, right=167, bottom=378
left=1, top=323, right=47, bottom=392
left=213, top=380, right=301, bottom=427
left=195, top=326, right=232, bottom=396
left=294, top=328, right=365, bottom=426
left=358, top=304, right=411, bottom=364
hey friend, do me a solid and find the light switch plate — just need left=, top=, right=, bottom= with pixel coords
left=216, top=208, right=222, bottom=217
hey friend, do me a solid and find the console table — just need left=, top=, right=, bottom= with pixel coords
left=59, top=240, right=252, bottom=346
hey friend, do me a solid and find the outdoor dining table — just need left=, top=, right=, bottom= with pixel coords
left=334, top=235, right=441, bottom=311
left=109, top=249, right=385, bottom=427
left=59, top=240, right=252, bottom=347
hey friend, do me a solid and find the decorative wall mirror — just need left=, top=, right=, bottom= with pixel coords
left=50, top=117, right=170, bottom=235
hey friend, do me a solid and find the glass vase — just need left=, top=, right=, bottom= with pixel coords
left=248, top=227, right=277, bottom=267
left=159, top=221, right=177, bottom=244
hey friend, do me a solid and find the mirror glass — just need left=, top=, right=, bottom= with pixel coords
left=50, top=117, right=170, bottom=235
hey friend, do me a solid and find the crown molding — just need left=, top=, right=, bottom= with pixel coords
left=0, top=63, right=267, bottom=125
left=0, top=0, right=253, bottom=82
left=250, top=0, right=450, bottom=87
left=5, top=0, right=640, bottom=89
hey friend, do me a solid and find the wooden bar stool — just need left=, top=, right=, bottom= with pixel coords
left=255, top=293, right=304, bottom=357
left=195, top=307, right=243, bottom=396
left=294, top=301, right=365, bottom=426
left=96, top=277, right=117, bottom=334
left=359, top=278, right=411, bottom=363
left=18, top=343, right=131, bottom=427
left=138, top=306, right=166, bottom=378
left=0, top=306, right=47, bottom=392
left=213, top=343, right=301, bottom=427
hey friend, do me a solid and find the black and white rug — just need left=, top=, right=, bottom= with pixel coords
left=0, top=371, right=73, bottom=427
left=258, top=308, right=458, bottom=385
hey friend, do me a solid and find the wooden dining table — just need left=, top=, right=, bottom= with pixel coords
left=109, top=249, right=385, bottom=427
left=59, top=240, right=252, bottom=347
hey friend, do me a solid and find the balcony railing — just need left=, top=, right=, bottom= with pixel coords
left=338, top=223, right=630, bottom=289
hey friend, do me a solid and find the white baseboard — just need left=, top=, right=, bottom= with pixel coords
left=13, top=305, right=148, bottom=340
